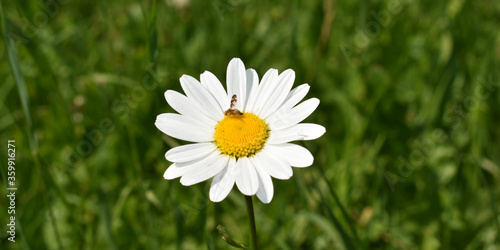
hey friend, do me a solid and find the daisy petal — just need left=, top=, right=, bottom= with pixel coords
left=165, top=143, right=217, bottom=163
left=235, top=157, right=259, bottom=196
left=210, top=158, right=236, bottom=202
left=268, top=123, right=326, bottom=144
left=200, top=71, right=229, bottom=111
left=163, top=160, right=201, bottom=180
left=267, top=98, right=320, bottom=131
left=243, top=69, right=259, bottom=111
left=268, top=144, right=314, bottom=168
left=260, top=69, right=295, bottom=119
left=252, top=160, right=274, bottom=204
left=252, top=149, right=293, bottom=180
left=226, top=58, right=247, bottom=110
left=247, top=68, right=278, bottom=113
left=180, top=75, right=224, bottom=121
left=155, top=113, right=213, bottom=142
left=180, top=152, right=229, bottom=186
left=278, top=83, right=310, bottom=112
left=164, top=90, right=191, bottom=115
left=164, top=90, right=216, bottom=128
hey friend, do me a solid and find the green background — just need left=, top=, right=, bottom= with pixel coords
left=1, top=0, right=500, bottom=249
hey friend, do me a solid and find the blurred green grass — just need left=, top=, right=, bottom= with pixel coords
left=1, top=0, right=500, bottom=249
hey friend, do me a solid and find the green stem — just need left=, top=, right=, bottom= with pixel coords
left=245, top=195, right=258, bottom=250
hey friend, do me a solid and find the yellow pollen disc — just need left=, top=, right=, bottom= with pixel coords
left=214, top=112, right=269, bottom=158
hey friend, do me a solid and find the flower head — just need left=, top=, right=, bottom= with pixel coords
left=155, top=58, right=325, bottom=203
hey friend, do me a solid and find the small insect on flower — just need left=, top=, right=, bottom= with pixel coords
left=224, top=94, right=244, bottom=116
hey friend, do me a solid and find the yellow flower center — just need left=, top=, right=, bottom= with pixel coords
left=214, top=112, right=269, bottom=158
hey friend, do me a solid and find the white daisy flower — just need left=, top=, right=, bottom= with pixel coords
left=155, top=58, right=325, bottom=203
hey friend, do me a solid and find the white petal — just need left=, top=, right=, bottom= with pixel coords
left=155, top=113, right=213, bottom=142
left=252, top=149, right=293, bottom=180
left=180, top=152, right=229, bottom=186
left=235, top=157, right=259, bottom=196
left=164, top=90, right=216, bottom=128
left=267, top=123, right=326, bottom=144
left=226, top=58, right=247, bottom=111
left=165, top=143, right=217, bottom=163
left=200, top=71, right=229, bottom=111
left=180, top=75, right=224, bottom=121
left=267, top=144, right=314, bottom=168
left=251, top=160, right=274, bottom=204
left=260, top=69, right=295, bottom=119
left=210, top=158, right=236, bottom=202
left=163, top=159, right=201, bottom=180
left=246, top=68, right=278, bottom=113
left=277, top=84, right=310, bottom=113
left=243, top=69, right=259, bottom=111
left=267, top=98, right=320, bottom=131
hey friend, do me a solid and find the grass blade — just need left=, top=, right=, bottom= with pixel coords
left=0, top=0, right=37, bottom=152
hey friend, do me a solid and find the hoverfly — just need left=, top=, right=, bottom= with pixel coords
left=224, top=94, right=243, bottom=116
